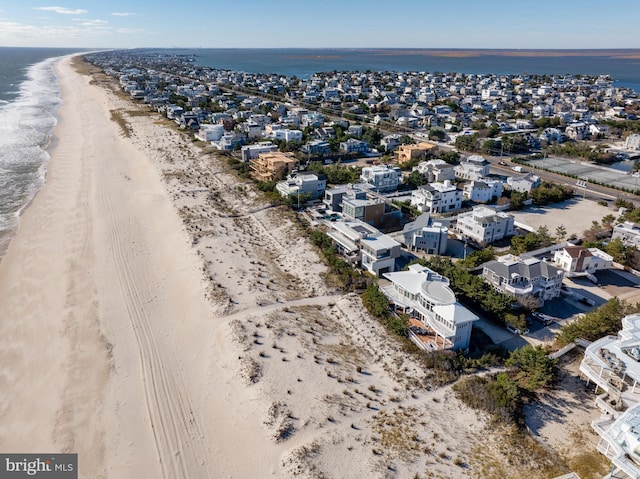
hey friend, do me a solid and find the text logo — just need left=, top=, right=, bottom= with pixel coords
left=0, top=454, right=76, bottom=478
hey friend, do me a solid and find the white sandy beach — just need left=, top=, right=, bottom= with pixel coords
left=0, top=56, right=606, bottom=478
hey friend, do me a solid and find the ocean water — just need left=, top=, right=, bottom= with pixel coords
left=0, top=47, right=83, bottom=258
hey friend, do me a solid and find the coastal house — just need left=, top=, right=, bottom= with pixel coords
left=412, top=159, right=456, bottom=183
left=276, top=172, right=326, bottom=201
left=340, top=138, right=370, bottom=155
left=482, top=256, right=564, bottom=306
left=462, top=179, right=503, bottom=203
left=267, top=128, right=303, bottom=143
left=381, top=264, right=478, bottom=351
left=454, top=155, right=491, bottom=181
left=210, top=132, right=244, bottom=151
left=396, top=142, right=438, bottom=165
left=360, top=165, right=402, bottom=193
left=410, top=181, right=462, bottom=214
left=612, top=221, right=640, bottom=249
left=241, top=142, right=279, bottom=162
left=301, top=140, right=331, bottom=156
left=249, top=151, right=296, bottom=182
left=624, top=134, right=640, bottom=151
left=195, top=124, right=225, bottom=142
left=507, top=172, right=541, bottom=193
left=552, top=246, right=612, bottom=280
left=325, top=220, right=400, bottom=275
left=402, top=213, right=449, bottom=255
left=456, top=206, right=516, bottom=245
left=580, top=314, right=640, bottom=479
left=380, top=134, right=402, bottom=152
left=341, top=190, right=386, bottom=227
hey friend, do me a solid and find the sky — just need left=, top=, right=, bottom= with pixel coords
left=0, top=0, right=639, bottom=50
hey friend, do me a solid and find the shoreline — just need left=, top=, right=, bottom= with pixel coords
left=0, top=55, right=605, bottom=478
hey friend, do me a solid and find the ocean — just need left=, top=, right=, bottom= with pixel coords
left=0, top=47, right=639, bottom=259
left=0, top=47, right=84, bottom=257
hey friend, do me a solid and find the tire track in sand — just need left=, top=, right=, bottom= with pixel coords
left=99, top=177, right=211, bottom=479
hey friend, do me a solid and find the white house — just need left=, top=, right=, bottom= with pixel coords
left=454, top=155, right=491, bottom=181
left=381, top=264, right=478, bottom=351
left=507, top=172, right=541, bottom=193
left=241, top=142, right=279, bottom=162
left=412, top=159, right=456, bottom=183
left=612, top=221, right=640, bottom=249
left=268, top=128, right=303, bottom=142
left=553, top=246, right=612, bottom=280
left=580, top=314, right=640, bottom=479
left=195, top=124, right=225, bottom=142
left=402, top=213, right=449, bottom=255
left=410, top=181, right=462, bottom=214
left=456, top=206, right=516, bottom=245
left=326, top=220, right=400, bottom=276
left=276, top=172, right=326, bottom=201
left=360, top=165, right=402, bottom=193
left=463, top=179, right=503, bottom=203
left=625, top=134, right=640, bottom=151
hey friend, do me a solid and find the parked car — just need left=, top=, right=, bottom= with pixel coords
left=506, top=325, right=520, bottom=335
left=532, top=311, right=554, bottom=326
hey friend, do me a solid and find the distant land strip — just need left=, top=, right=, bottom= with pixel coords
left=294, top=49, right=640, bottom=59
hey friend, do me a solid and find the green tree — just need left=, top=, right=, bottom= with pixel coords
left=404, top=170, right=428, bottom=189
left=454, top=133, right=479, bottom=152
left=458, top=246, right=495, bottom=268
left=606, top=237, right=633, bottom=264
left=428, top=129, right=446, bottom=141
left=557, top=298, right=640, bottom=345
left=361, top=284, right=390, bottom=319
left=506, top=345, right=557, bottom=392
left=509, top=190, right=528, bottom=210
left=555, top=224, right=567, bottom=242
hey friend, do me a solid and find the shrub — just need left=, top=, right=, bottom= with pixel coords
left=505, top=345, right=557, bottom=392
left=452, top=372, right=521, bottom=424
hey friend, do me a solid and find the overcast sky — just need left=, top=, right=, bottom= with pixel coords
left=1, top=0, right=639, bottom=49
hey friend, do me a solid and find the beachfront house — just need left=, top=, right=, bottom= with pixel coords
left=381, top=264, right=478, bottom=351
left=276, top=172, right=326, bottom=202
left=250, top=152, right=296, bottom=182
left=326, top=220, right=400, bottom=275
left=241, top=142, right=279, bottom=162
left=341, top=190, right=386, bottom=227
left=580, top=314, right=640, bottom=479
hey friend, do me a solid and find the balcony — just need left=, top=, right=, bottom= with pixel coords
left=504, top=283, right=533, bottom=296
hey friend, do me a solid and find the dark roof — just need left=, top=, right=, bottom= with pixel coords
left=483, top=258, right=560, bottom=280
